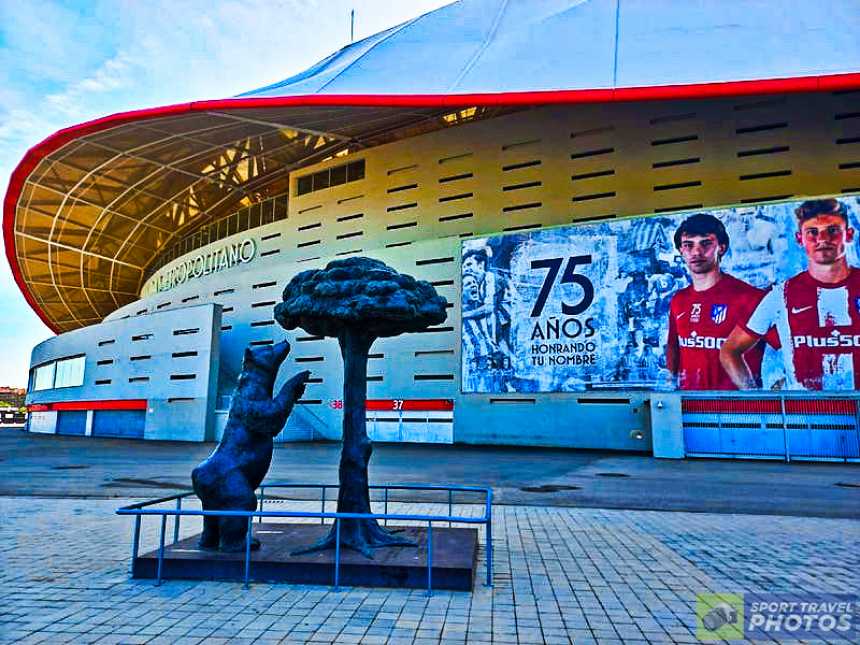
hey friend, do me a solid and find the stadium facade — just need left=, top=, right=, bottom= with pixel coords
left=6, top=0, right=860, bottom=461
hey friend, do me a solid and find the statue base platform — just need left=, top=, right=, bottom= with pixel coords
left=133, top=522, right=478, bottom=591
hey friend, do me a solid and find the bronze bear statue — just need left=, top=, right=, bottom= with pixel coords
left=192, top=340, right=310, bottom=552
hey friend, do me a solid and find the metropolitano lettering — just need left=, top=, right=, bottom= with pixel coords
left=156, top=238, right=256, bottom=292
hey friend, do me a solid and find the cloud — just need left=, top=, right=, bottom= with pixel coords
left=0, top=0, right=452, bottom=386
left=45, top=51, right=136, bottom=117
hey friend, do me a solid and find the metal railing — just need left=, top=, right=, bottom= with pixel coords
left=116, top=483, right=493, bottom=594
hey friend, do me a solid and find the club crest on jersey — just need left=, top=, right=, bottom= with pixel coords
left=711, top=304, right=728, bottom=325
left=690, top=303, right=702, bottom=323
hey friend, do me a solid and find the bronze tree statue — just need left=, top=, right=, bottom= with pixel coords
left=192, top=340, right=310, bottom=552
left=274, top=257, right=448, bottom=557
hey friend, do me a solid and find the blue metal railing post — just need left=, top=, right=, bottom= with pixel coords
left=448, top=490, right=453, bottom=527
left=426, top=521, right=433, bottom=596
left=156, top=514, right=167, bottom=586
left=333, top=520, right=341, bottom=591
left=130, top=515, right=141, bottom=577
left=258, top=486, right=265, bottom=524
left=244, top=516, right=252, bottom=589
left=384, top=488, right=389, bottom=527
left=173, top=497, right=182, bottom=544
left=781, top=395, right=791, bottom=463
left=321, top=486, right=326, bottom=525
left=485, top=489, right=493, bottom=587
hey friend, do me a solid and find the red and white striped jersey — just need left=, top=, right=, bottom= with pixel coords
left=744, top=269, right=860, bottom=390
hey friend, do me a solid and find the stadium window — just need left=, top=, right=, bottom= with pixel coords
left=250, top=203, right=262, bottom=229
left=54, top=355, right=85, bottom=388
left=296, top=159, right=365, bottom=197
left=274, top=196, right=288, bottom=220
left=312, top=170, right=330, bottom=191
left=297, top=175, right=313, bottom=196
left=238, top=208, right=250, bottom=232
left=32, top=362, right=56, bottom=391
left=31, top=355, right=85, bottom=391
left=330, top=164, right=347, bottom=187
left=347, top=159, right=365, bottom=181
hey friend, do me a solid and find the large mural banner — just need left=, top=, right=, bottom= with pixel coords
left=460, top=195, right=860, bottom=393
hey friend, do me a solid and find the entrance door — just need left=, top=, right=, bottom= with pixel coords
left=92, top=410, right=145, bottom=438
left=56, top=410, right=87, bottom=436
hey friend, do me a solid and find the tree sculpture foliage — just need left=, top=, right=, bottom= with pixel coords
left=275, top=257, right=448, bottom=556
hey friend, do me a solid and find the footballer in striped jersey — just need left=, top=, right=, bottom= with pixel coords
left=721, top=199, right=860, bottom=390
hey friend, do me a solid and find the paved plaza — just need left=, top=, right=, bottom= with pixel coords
left=2, top=430, right=858, bottom=519
left=1, top=495, right=858, bottom=644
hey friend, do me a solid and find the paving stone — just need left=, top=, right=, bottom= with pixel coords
left=0, top=497, right=856, bottom=645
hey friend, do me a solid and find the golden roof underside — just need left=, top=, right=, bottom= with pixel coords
left=13, top=105, right=475, bottom=333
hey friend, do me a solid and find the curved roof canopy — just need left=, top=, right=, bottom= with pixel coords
left=6, top=0, right=860, bottom=333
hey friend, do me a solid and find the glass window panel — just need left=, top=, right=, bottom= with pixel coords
left=250, top=203, right=262, bottom=229
left=54, top=355, right=85, bottom=388
left=273, top=199, right=282, bottom=222
left=312, top=170, right=330, bottom=191
left=297, top=175, right=312, bottom=195
left=226, top=214, right=236, bottom=237
left=330, top=164, right=347, bottom=187
left=33, top=363, right=55, bottom=391
left=238, top=207, right=250, bottom=232
left=348, top=160, right=365, bottom=181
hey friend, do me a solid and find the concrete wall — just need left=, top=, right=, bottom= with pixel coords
left=27, top=304, right=220, bottom=442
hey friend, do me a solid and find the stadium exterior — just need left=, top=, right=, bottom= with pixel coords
left=7, top=0, right=860, bottom=460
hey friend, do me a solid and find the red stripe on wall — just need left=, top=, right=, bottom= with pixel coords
left=682, top=398, right=857, bottom=415
left=27, top=399, right=148, bottom=412
left=784, top=399, right=857, bottom=415
left=682, top=399, right=782, bottom=414
left=366, top=399, right=454, bottom=412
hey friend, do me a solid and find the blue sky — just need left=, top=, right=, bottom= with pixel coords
left=0, top=0, right=451, bottom=387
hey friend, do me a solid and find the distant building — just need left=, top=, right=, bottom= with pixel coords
left=0, top=387, right=26, bottom=408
